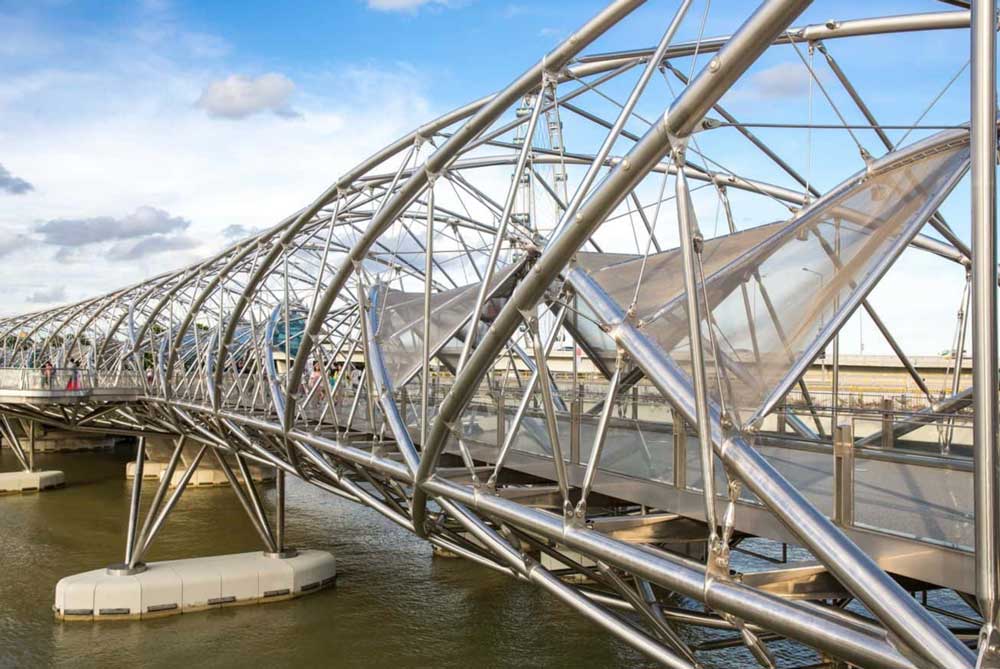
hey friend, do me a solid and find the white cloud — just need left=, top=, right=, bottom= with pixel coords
left=26, top=286, right=66, bottom=304
left=0, top=17, right=434, bottom=314
left=366, top=0, right=455, bottom=12
left=196, top=73, right=299, bottom=120
left=107, top=233, right=199, bottom=261
left=30, top=205, right=199, bottom=264
left=35, top=206, right=189, bottom=246
left=222, top=224, right=262, bottom=240
left=0, top=163, right=33, bottom=194
left=502, top=5, right=532, bottom=18
left=728, top=61, right=815, bottom=102
left=6, top=3, right=959, bottom=363
left=0, top=234, right=34, bottom=259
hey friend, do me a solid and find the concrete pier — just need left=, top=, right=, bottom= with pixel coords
left=125, top=460, right=276, bottom=487
left=0, top=470, right=65, bottom=494
left=163, top=464, right=276, bottom=487
left=125, top=436, right=276, bottom=487
left=32, top=429, right=115, bottom=453
left=54, top=550, right=336, bottom=621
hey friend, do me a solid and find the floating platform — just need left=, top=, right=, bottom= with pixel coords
left=54, top=550, right=336, bottom=621
left=0, top=470, right=65, bottom=494
left=34, top=429, right=115, bottom=453
left=125, top=460, right=166, bottom=480
left=126, top=462, right=276, bottom=487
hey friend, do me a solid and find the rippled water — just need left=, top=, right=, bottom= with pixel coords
left=0, top=448, right=661, bottom=668
left=6, top=446, right=969, bottom=668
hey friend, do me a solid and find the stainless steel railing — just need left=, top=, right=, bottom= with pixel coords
left=0, top=367, right=144, bottom=392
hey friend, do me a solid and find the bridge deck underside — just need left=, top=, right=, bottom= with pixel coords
left=445, top=409, right=976, bottom=594
left=6, top=392, right=966, bottom=596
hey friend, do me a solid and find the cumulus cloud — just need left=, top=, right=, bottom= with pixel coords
left=222, top=224, right=262, bottom=240
left=741, top=62, right=813, bottom=99
left=35, top=206, right=189, bottom=246
left=366, top=0, right=455, bottom=12
left=0, top=163, right=34, bottom=195
left=196, top=73, right=299, bottom=119
left=34, top=206, right=200, bottom=262
left=0, top=11, right=435, bottom=310
left=0, top=234, right=35, bottom=259
left=26, top=286, right=66, bottom=303
left=107, top=233, right=199, bottom=260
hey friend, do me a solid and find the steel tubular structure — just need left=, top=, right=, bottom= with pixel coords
left=3, top=3, right=998, bottom=667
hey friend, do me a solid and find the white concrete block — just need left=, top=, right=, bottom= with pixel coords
left=540, top=545, right=597, bottom=572
left=34, top=431, right=114, bottom=452
left=289, top=550, right=338, bottom=593
left=256, top=555, right=294, bottom=599
left=164, top=464, right=275, bottom=488
left=58, top=573, right=99, bottom=618
left=126, top=461, right=166, bottom=480
left=36, top=471, right=64, bottom=490
left=169, top=558, right=222, bottom=609
left=94, top=574, right=142, bottom=619
left=213, top=553, right=260, bottom=603
left=0, top=470, right=65, bottom=494
left=137, top=565, right=183, bottom=616
left=54, top=550, right=336, bottom=621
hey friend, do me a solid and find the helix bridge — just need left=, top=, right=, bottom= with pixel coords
left=2, top=2, right=999, bottom=667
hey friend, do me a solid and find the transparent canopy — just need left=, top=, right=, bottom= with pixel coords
left=372, top=264, right=519, bottom=390
left=582, top=133, right=970, bottom=426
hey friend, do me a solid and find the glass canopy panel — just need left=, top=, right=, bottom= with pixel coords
left=585, top=136, right=969, bottom=426
left=373, top=264, right=517, bottom=390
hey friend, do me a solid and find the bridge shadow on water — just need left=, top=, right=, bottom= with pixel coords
left=0, top=449, right=691, bottom=668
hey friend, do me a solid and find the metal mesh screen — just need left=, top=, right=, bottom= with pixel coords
left=373, top=264, right=517, bottom=390
left=585, top=141, right=969, bottom=425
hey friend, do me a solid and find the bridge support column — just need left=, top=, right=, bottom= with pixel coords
left=971, top=0, right=1000, bottom=662
left=832, top=423, right=854, bottom=527
left=275, top=469, right=286, bottom=554
left=0, top=417, right=64, bottom=493
left=56, top=442, right=333, bottom=621
left=497, top=392, right=506, bottom=450
left=880, top=398, right=894, bottom=449
left=671, top=409, right=686, bottom=490
left=27, top=419, right=34, bottom=472
left=123, top=437, right=145, bottom=568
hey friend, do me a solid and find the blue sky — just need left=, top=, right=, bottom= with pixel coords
left=0, top=1, right=981, bottom=358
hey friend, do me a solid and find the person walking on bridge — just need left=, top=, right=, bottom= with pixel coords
left=41, top=360, right=53, bottom=389
left=66, top=359, right=80, bottom=391
left=309, top=360, right=326, bottom=400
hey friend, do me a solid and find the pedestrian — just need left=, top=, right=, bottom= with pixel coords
left=331, top=362, right=343, bottom=408
left=41, top=360, right=53, bottom=389
left=310, top=360, right=326, bottom=399
left=66, top=359, right=80, bottom=390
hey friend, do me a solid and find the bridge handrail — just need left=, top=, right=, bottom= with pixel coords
left=0, top=367, right=144, bottom=392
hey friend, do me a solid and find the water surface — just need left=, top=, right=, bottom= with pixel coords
left=0, top=448, right=659, bottom=668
